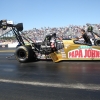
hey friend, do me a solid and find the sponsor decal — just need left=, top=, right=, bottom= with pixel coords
left=65, top=44, right=70, bottom=49
left=68, top=46, right=100, bottom=58
left=78, top=46, right=92, bottom=49
left=60, top=49, right=66, bottom=58
left=62, top=55, right=66, bottom=58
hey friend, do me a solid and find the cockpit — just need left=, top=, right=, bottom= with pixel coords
left=73, top=26, right=100, bottom=46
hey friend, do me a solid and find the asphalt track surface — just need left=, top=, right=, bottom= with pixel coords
left=0, top=48, right=100, bottom=100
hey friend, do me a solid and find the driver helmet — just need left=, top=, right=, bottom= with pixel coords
left=87, top=26, right=93, bottom=32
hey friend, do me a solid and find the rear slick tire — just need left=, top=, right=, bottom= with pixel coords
left=15, top=45, right=36, bottom=63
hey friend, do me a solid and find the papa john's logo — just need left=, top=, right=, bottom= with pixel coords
left=68, top=48, right=100, bottom=58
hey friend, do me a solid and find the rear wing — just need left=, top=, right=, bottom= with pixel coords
left=0, top=20, right=23, bottom=31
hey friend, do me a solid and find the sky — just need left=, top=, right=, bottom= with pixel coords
left=0, top=0, right=100, bottom=30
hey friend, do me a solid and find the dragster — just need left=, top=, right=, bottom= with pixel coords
left=0, top=20, right=100, bottom=63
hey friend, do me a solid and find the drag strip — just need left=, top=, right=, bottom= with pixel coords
left=0, top=49, right=100, bottom=100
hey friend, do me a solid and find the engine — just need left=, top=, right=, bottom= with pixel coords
left=40, top=40, right=64, bottom=54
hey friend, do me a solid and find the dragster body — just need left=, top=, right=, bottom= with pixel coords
left=50, top=39, right=100, bottom=62
left=1, top=19, right=100, bottom=63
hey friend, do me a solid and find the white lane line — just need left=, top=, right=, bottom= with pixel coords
left=0, top=79, right=100, bottom=91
